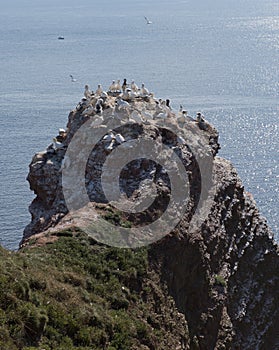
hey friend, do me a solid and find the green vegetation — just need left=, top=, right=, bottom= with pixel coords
left=0, top=230, right=159, bottom=349
left=214, top=275, right=227, bottom=287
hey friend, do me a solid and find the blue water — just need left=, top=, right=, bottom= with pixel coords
left=0, top=0, right=278, bottom=250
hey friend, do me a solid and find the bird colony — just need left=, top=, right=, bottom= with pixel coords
left=49, top=79, right=209, bottom=152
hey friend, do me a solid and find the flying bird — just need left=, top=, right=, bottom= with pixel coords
left=69, top=74, right=77, bottom=82
left=144, top=16, right=152, bottom=24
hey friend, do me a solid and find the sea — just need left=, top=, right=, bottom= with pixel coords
left=0, top=0, right=278, bottom=250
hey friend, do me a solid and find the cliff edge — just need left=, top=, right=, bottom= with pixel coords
left=17, top=82, right=279, bottom=349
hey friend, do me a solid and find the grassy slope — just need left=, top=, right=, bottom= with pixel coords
left=0, top=229, right=188, bottom=350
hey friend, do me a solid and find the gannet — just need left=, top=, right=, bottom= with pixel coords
left=84, top=84, right=92, bottom=99
left=144, top=16, right=152, bottom=24
left=115, top=79, right=121, bottom=92
left=103, top=130, right=115, bottom=142
left=131, top=80, right=139, bottom=92
left=140, top=83, right=149, bottom=97
left=115, top=133, right=125, bottom=144
left=108, top=80, right=116, bottom=92
left=116, top=98, right=130, bottom=110
left=52, top=137, right=64, bottom=150
left=196, top=112, right=205, bottom=122
left=95, top=84, right=103, bottom=96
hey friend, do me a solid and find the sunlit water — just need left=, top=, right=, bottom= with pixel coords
left=0, top=0, right=278, bottom=250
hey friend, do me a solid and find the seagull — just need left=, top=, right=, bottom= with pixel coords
left=69, top=74, right=77, bottom=82
left=144, top=16, right=152, bottom=24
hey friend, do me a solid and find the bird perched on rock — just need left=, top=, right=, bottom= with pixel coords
left=196, top=112, right=205, bottom=122
left=116, top=97, right=130, bottom=110
left=108, top=80, right=116, bottom=92
left=196, top=112, right=208, bottom=130
left=103, top=130, right=115, bottom=142
left=131, top=80, right=139, bottom=92
left=84, top=84, right=92, bottom=99
left=115, top=133, right=125, bottom=144
left=122, top=78, right=127, bottom=92
left=115, top=80, right=121, bottom=92
left=95, top=84, right=103, bottom=96
left=52, top=137, right=64, bottom=151
left=140, top=83, right=149, bottom=97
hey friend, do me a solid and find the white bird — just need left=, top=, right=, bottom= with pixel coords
left=69, top=74, right=77, bottom=82
left=130, top=110, right=143, bottom=123
left=116, top=98, right=130, bottom=110
left=115, top=133, right=125, bottom=144
left=95, top=84, right=103, bottom=96
left=115, top=79, right=121, bottom=92
left=140, top=83, right=149, bottom=97
left=108, top=80, right=116, bottom=92
left=144, top=16, right=152, bottom=24
left=101, top=91, right=108, bottom=99
left=84, top=84, right=92, bottom=99
left=131, top=80, right=139, bottom=92
left=52, top=137, right=64, bottom=150
left=103, top=131, right=115, bottom=142
left=196, top=112, right=205, bottom=122
left=106, top=140, right=116, bottom=151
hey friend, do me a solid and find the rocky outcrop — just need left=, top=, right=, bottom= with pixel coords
left=22, top=85, right=279, bottom=349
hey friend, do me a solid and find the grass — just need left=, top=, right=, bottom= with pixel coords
left=0, top=230, right=152, bottom=349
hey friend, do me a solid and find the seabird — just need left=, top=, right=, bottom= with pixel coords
left=144, top=16, right=152, bottom=24
left=84, top=84, right=92, bottom=99
left=108, top=80, right=116, bottom=92
left=115, top=79, right=121, bottom=92
left=103, top=130, right=115, bottom=142
left=95, top=84, right=103, bottom=96
left=196, top=112, right=205, bottom=122
left=140, top=83, right=149, bottom=97
left=131, top=80, right=139, bottom=92
left=52, top=137, right=64, bottom=150
left=122, top=78, right=127, bottom=92
left=69, top=74, right=77, bottom=82
left=116, top=98, right=130, bottom=110
left=115, top=133, right=125, bottom=144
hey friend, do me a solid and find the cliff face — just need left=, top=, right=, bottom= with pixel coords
left=22, top=87, right=279, bottom=349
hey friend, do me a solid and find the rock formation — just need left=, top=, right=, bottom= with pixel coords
left=22, top=82, right=279, bottom=349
